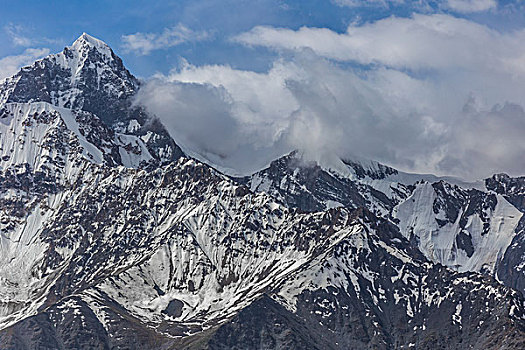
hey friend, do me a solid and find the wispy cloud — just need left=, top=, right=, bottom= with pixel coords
left=332, top=0, right=497, bottom=13
left=333, top=0, right=405, bottom=8
left=447, top=0, right=497, bottom=13
left=4, top=23, right=62, bottom=48
left=0, top=48, right=50, bottom=80
left=5, top=24, right=33, bottom=47
left=122, top=24, right=210, bottom=55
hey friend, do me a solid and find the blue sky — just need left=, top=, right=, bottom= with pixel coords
left=2, top=0, right=524, bottom=76
left=1, top=0, right=525, bottom=178
left=1, top=0, right=345, bottom=75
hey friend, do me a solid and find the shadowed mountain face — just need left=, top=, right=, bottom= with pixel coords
left=486, top=174, right=525, bottom=296
left=0, top=34, right=524, bottom=350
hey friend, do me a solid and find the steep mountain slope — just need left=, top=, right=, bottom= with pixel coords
left=487, top=174, right=525, bottom=293
left=394, top=180, right=521, bottom=274
left=0, top=101, right=158, bottom=331
left=0, top=155, right=523, bottom=349
left=244, top=152, right=525, bottom=293
left=0, top=33, right=182, bottom=164
left=0, top=34, right=524, bottom=349
left=240, top=151, right=401, bottom=216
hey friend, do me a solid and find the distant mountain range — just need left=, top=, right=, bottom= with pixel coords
left=0, top=33, right=523, bottom=350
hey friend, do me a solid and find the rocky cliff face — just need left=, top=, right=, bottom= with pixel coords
left=0, top=34, right=524, bottom=349
left=485, top=174, right=525, bottom=295
left=245, top=152, right=525, bottom=291
left=0, top=33, right=182, bottom=165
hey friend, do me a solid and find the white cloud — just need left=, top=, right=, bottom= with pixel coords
left=447, top=0, right=497, bottom=13
left=333, top=0, right=496, bottom=13
left=136, top=79, right=240, bottom=159
left=234, top=13, right=525, bottom=74
left=136, top=62, right=297, bottom=174
left=5, top=24, right=33, bottom=47
left=122, top=24, right=209, bottom=55
left=440, top=99, right=525, bottom=177
left=333, top=0, right=405, bottom=7
left=0, top=48, right=50, bottom=80
left=137, top=55, right=451, bottom=176
left=137, top=14, right=525, bottom=179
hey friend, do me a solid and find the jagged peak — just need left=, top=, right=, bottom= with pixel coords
left=0, top=33, right=116, bottom=84
left=72, top=33, right=110, bottom=51
left=69, top=32, right=114, bottom=60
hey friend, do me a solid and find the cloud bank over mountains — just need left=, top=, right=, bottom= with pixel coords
left=137, top=13, right=525, bottom=179
left=1, top=3, right=521, bottom=180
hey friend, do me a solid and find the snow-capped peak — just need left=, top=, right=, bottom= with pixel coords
left=72, top=32, right=108, bottom=48
left=57, top=32, right=116, bottom=82
left=70, top=32, right=113, bottom=59
left=0, top=31, right=139, bottom=117
left=0, top=33, right=182, bottom=164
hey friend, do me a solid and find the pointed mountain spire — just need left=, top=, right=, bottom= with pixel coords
left=69, top=32, right=114, bottom=61
left=0, top=33, right=184, bottom=164
left=2, top=32, right=136, bottom=114
left=72, top=33, right=109, bottom=49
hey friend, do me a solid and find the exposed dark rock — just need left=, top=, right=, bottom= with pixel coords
left=0, top=33, right=524, bottom=350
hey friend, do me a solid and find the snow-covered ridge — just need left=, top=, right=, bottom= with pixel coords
left=0, top=102, right=154, bottom=172
left=58, top=32, right=115, bottom=84
left=340, top=153, right=484, bottom=191
left=394, top=181, right=522, bottom=273
left=71, top=33, right=114, bottom=58
left=0, top=145, right=522, bottom=348
left=0, top=33, right=182, bottom=165
left=245, top=150, right=523, bottom=279
left=0, top=102, right=99, bottom=172
left=0, top=32, right=136, bottom=112
left=0, top=33, right=524, bottom=348
left=0, top=151, right=378, bottom=332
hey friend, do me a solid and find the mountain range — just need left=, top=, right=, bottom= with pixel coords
left=0, top=33, right=524, bottom=349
